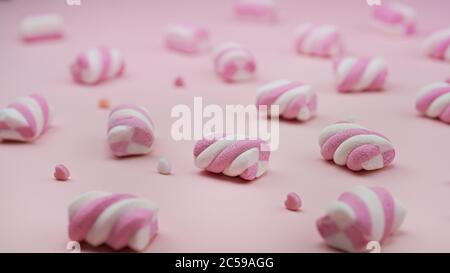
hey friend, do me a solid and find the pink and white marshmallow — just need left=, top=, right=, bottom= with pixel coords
left=0, top=94, right=51, bottom=142
left=193, top=135, right=270, bottom=181
left=233, top=0, right=277, bottom=21
left=371, top=2, right=417, bottom=35
left=107, top=105, right=155, bottom=157
left=319, top=122, right=395, bottom=171
left=71, top=47, right=125, bottom=85
left=256, top=80, right=317, bottom=122
left=316, top=186, right=406, bottom=252
left=68, top=191, right=158, bottom=251
left=415, top=82, right=450, bottom=124
left=165, top=24, right=209, bottom=54
left=333, top=57, right=388, bottom=93
left=294, top=23, right=343, bottom=58
left=213, top=42, right=256, bottom=83
left=19, top=14, right=64, bottom=42
left=423, top=28, right=450, bottom=62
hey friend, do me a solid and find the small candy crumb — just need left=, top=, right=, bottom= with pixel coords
left=174, top=76, right=184, bottom=87
left=157, top=158, right=172, bottom=175
left=284, top=192, right=302, bottom=211
left=98, top=98, right=110, bottom=109
left=54, top=164, right=70, bottom=181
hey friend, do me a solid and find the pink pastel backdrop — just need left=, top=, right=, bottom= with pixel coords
left=0, top=0, right=449, bottom=252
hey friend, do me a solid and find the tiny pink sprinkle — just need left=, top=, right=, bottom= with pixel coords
left=284, top=192, right=302, bottom=211
left=54, top=164, right=70, bottom=181
left=174, top=76, right=184, bottom=87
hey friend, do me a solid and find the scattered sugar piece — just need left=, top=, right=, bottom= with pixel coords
left=174, top=76, right=184, bottom=87
left=54, top=164, right=70, bottom=181
left=98, top=98, right=110, bottom=109
left=157, top=158, right=172, bottom=175
left=284, top=192, right=302, bottom=211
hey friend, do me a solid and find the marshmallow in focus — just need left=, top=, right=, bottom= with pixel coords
left=193, top=134, right=270, bottom=181
left=107, top=105, right=155, bottom=157
left=68, top=191, right=158, bottom=251
left=233, top=0, right=277, bottom=21
left=256, top=80, right=317, bottom=122
left=316, top=186, right=406, bottom=252
left=333, top=57, right=388, bottom=93
left=415, top=82, right=450, bottom=124
left=423, top=27, right=450, bottom=62
left=371, top=2, right=417, bottom=35
left=19, top=14, right=64, bottom=42
left=0, top=94, right=51, bottom=142
left=165, top=24, right=210, bottom=54
left=71, top=47, right=125, bottom=85
left=294, top=23, right=343, bottom=58
left=318, top=122, right=395, bottom=171
left=213, top=42, right=256, bottom=83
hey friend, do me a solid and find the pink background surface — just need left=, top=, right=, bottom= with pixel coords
left=0, top=0, right=449, bottom=253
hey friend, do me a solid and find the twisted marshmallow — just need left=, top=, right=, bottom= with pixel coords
left=233, top=0, right=277, bottom=21
left=68, top=191, right=158, bottom=251
left=334, top=57, right=388, bottom=93
left=371, top=2, right=417, bottom=35
left=423, top=28, right=450, bottom=62
left=319, top=122, right=395, bottom=171
left=0, top=94, right=50, bottom=142
left=316, top=186, right=406, bottom=252
left=294, top=23, right=343, bottom=58
left=193, top=135, right=270, bottom=181
left=213, top=42, right=256, bottom=83
left=108, top=105, right=155, bottom=157
left=71, top=47, right=125, bottom=85
left=165, top=24, right=209, bottom=54
left=415, top=82, right=450, bottom=124
left=256, top=80, right=317, bottom=121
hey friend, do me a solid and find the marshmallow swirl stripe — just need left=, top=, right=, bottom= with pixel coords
left=423, top=28, right=450, bottom=62
left=256, top=80, right=317, bottom=121
left=165, top=24, right=209, bottom=54
left=193, top=135, right=270, bottom=181
left=68, top=191, right=158, bottom=251
left=294, top=23, right=343, bottom=58
left=213, top=42, right=256, bottom=82
left=334, top=57, right=388, bottom=93
left=415, top=82, right=450, bottom=124
left=71, top=47, right=125, bottom=85
left=371, top=2, right=417, bottom=35
left=107, top=105, right=155, bottom=157
left=316, top=186, right=406, bottom=252
left=0, top=94, right=50, bottom=142
left=318, top=122, right=395, bottom=171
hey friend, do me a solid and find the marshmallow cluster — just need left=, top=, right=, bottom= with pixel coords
left=213, top=42, right=256, bottom=83
left=316, top=186, right=406, bottom=252
left=415, top=82, right=450, bottom=124
left=319, top=122, right=395, bottom=171
left=165, top=24, right=209, bottom=54
left=256, top=80, right=317, bottom=121
left=371, top=2, right=417, bottom=35
left=107, top=105, right=155, bottom=157
left=19, top=14, right=64, bottom=42
left=193, top=135, right=270, bottom=181
left=423, top=28, right=450, bottom=62
left=334, top=57, right=388, bottom=93
left=68, top=191, right=159, bottom=252
left=294, top=23, right=343, bottom=58
left=71, top=47, right=125, bottom=85
left=0, top=94, right=51, bottom=142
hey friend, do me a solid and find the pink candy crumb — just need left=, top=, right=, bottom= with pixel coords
left=174, top=76, right=184, bottom=87
left=284, top=192, right=302, bottom=211
left=54, top=164, right=70, bottom=181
